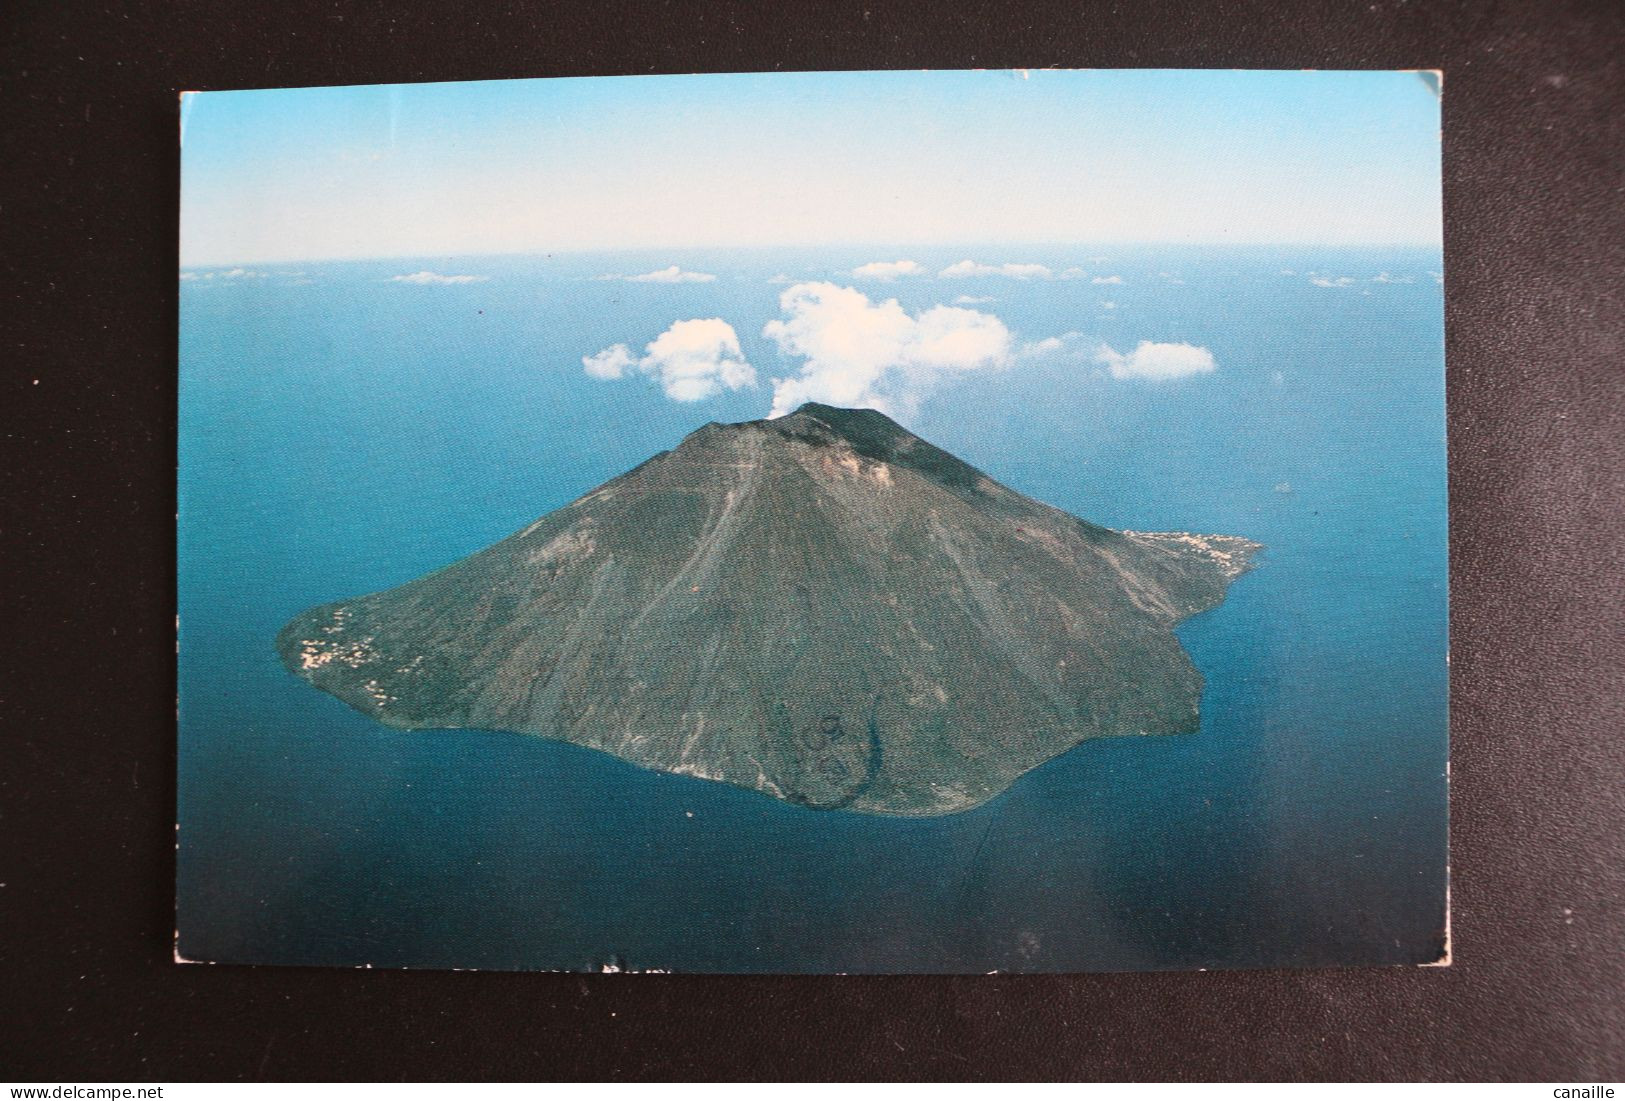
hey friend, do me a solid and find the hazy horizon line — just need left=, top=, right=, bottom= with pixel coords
left=180, top=238, right=1447, bottom=270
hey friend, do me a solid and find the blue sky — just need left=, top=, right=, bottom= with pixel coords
left=180, top=70, right=1442, bottom=267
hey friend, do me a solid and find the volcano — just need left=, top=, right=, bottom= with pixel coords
left=277, top=403, right=1260, bottom=815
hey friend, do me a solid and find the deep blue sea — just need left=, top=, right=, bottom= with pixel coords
left=177, top=245, right=1447, bottom=972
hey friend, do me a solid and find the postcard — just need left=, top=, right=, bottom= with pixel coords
left=177, top=70, right=1447, bottom=972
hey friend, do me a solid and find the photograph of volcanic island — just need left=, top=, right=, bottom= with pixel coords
left=279, top=403, right=1260, bottom=817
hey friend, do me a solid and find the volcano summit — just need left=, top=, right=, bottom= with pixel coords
left=278, top=403, right=1260, bottom=816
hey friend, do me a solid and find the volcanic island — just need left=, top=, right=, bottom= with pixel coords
left=278, top=403, right=1260, bottom=816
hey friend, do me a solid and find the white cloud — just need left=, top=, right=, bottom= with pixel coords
left=390, top=271, right=488, bottom=285
left=1094, top=340, right=1216, bottom=381
left=631, top=266, right=717, bottom=283
left=766, top=273, right=796, bottom=285
left=1019, top=335, right=1068, bottom=357
left=1058, top=267, right=1087, bottom=280
left=1018, top=330, right=1120, bottom=365
left=1091, top=275, right=1123, bottom=285
left=1100, top=301, right=1118, bottom=310
left=185, top=267, right=293, bottom=282
left=953, top=295, right=995, bottom=305
left=939, top=260, right=1054, bottom=280
left=909, top=304, right=1011, bottom=367
left=583, top=318, right=755, bottom=401
left=582, top=344, right=635, bottom=380
left=598, top=265, right=717, bottom=284
left=850, top=259, right=926, bottom=281
left=1309, top=275, right=1355, bottom=288
left=1371, top=271, right=1415, bottom=284
left=762, top=282, right=1012, bottom=420
left=644, top=319, right=755, bottom=399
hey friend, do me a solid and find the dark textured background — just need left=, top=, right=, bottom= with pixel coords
left=2, top=0, right=1622, bottom=1082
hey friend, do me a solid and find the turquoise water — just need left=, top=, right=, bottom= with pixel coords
left=177, top=246, right=1447, bottom=971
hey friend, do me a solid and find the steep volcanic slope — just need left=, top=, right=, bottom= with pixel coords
left=277, top=403, right=1260, bottom=815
